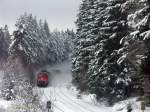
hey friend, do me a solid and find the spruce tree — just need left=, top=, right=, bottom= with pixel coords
left=0, top=25, right=10, bottom=60
left=86, top=0, right=129, bottom=104
left=73, top=0, right=150, bottom=105
left=134, top=0, right=150, bottom=105
left=73, top=0, right=98, bottom=91
left=14, top=13, right=69, bottom=65
left=9, top=25, right=30, bottom=64
left=14, top=13, right=44, bottom=65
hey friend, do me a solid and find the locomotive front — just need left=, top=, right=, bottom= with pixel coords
left=37, top=70, right=49, bottom=87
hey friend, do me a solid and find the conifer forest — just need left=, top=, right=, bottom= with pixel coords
left=0, top=0, right=150, bottom=112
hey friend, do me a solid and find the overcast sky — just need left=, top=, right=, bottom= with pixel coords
left=0, top=0, right=81, bottom=32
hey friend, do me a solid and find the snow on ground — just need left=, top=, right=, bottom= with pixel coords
left=37, top=87, right=112, bottom=112
left=0, top=99, right=11, bottom=112
left=0, top=70, right=12, bottom=112
left=36, top=60, right=150, bottom=112
left=113, top=98, right=150, bottom=112
left=36, top=60, right=111, bottom=112
left=0, top=60, right=150, bottom=112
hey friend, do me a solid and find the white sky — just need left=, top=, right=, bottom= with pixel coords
left=0, top=0, right=81, bottom=33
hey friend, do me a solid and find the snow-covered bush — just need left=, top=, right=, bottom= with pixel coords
left=1, top=58, right=46, bottom=112
left=8, top=80, right=46, bottom=112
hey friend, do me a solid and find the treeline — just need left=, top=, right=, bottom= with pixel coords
left=72, top=0, right=150, bottom=104
left=0, top=13, right=75, bottom=69
left=0, top=13, right=75, bottom=106
left=9, top=13, right=75, bottom=66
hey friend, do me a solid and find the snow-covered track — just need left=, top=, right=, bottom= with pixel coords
left=55, top=88, right=90, bottom=112
left=37, top=61, right=112, bottom=112
left=59, top=88, right=98, bottom=112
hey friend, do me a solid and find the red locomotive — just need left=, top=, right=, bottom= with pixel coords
left=37, top=70, right=49, bottom=87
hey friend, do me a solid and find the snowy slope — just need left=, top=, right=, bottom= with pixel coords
left=37, top=60, right=150, bottom=112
